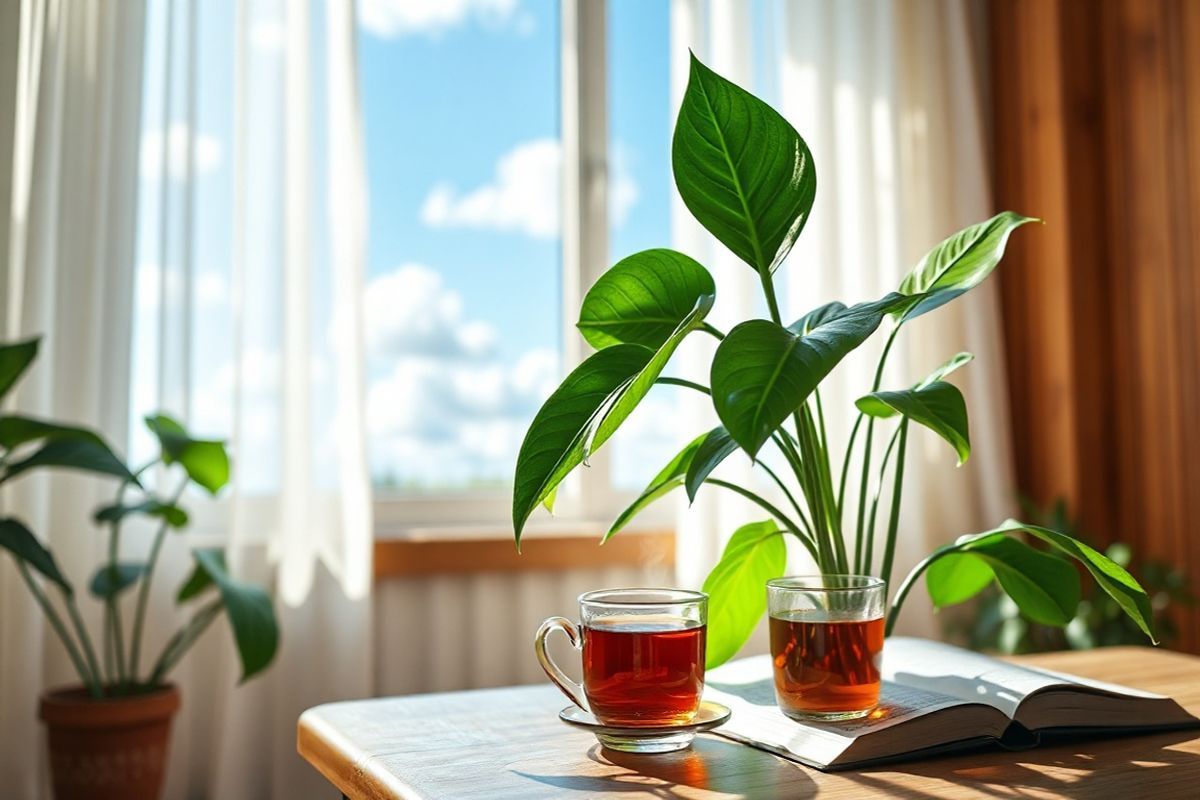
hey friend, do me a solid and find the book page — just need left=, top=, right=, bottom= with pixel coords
left=883, top=637, right=1074, bottom=717
left=705, top=654, right=969, bottom=768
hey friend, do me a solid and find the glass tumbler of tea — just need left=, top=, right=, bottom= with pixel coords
left=767, top=575, right=886, bottom=721
left=535, top=588, right=707, bottom=745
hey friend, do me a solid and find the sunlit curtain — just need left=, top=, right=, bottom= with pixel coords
left=671, top=0, right=1015, bottom=643
left=0, top=1, right=146, bottom=796
left=128, top=0, right=373, bottom=796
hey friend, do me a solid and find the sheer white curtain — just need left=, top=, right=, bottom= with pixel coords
left=131, top=0, right=374, bottom=797
left=0, top=1, right=145, bottom=797
left=672, top=0, right=1015, bottom=642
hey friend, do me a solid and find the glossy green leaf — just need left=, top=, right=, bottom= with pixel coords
left=684, top=426, right=739, bottom=503
left=956, top=534, right=1079, bottom=626
left=897, top=212, right=1038, bottom=321
left=2, top=438, right=134, bottom=484
left=702, top=520, right=787, bottom=668
left=672, top=53, right=815, bottom=274
left=514, top=295, right=714, bottom=545
left=0, top=338, right=39, bottom=400
left=856, top=381, right=971, bottom=465
left=89, top=563, right=147, bottom=599
left=145, top=415, right=230, bottom=494
left=0, top=416, right=104, bottom=450
left=926, top=552, right=994, bottom=607
left=577, top=249, right=715, bottom=350
left=917, top=352, right=974, bottom=389
left=95, top=500, right=188, bottom=528
left=176, top=550, right=224, bottom=602
left=192, top=549, right=278, bottom=681
left=513, top=345, right=653, bottom=544
left=0, top=517, right=71, bottom=592
left=998, top=519, right=1157, bottom=642
left=605, top=433, right=707, bottom=541
left=711, top=294, right=907, bottom=456
left=787, top=302, right=847, bottom=336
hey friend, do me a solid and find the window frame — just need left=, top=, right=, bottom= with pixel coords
left=370, top=0, right=672, bottom=536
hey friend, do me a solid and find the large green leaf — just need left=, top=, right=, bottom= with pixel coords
left=702, top=520, right=787, bottom=668
left=787, top=302, right=847, bottom=336
left=513, top=295, right=714, bottom=545
left=999, top=519, right=1157, bottom=642
left=0, top=416, right=104, bottom=450
left=926, top=552, right=993, bottom=607
left=577, top=249, right=715, bottom=350
left=176, top=550, right=224, bottom=602
left=711, top=294, right=907, bottom=456
left=0, top=517, right=71, bottom=592
left=95, top=500, right=188, bottom=528
left=952, top=534, right=1079, bottom=626
left=672, top=53, right=815, bottom=274
left=897, top=212, right=1038, bottom=321
left=917, top=352, right=974, bottom=389
left=145, top=415, right=230, bottom=494
left=856, top=381, right=971, bottom=465
left=89, top=563, right=147, bottom=599
left=684, top=426, right=738, bottom=503
left=0, top=338, right=39, bottom=400
left=605, top=433, right=706, bottom=541
left=2, top=438, right=134, bottom=484
left=192, top=549, right=278, bottom=681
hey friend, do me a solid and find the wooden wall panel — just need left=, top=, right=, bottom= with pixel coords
left=992, top=0, right=1200, bottom=652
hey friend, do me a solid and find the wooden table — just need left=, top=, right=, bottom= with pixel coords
left=298, top=647, right=1200, bottom=799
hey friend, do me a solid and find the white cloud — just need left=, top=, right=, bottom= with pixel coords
left=364, top=264, right=497, bottom=359
left=420, top=138, right=639, bottom=239
left=359, top=0, right=527, bottom=38
left=140, top=123, right=222, bottom=183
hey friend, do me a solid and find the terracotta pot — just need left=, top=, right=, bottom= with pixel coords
left=39, top=684, right=180, bottom=800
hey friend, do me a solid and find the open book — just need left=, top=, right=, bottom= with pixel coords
left=705, top=637, right=1198, bottom=771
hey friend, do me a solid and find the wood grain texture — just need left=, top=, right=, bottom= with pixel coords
left=374, top=530, right=674, bottom=579
left=299, top=647, right=1200, bottom=799
left=992, top=0, right=1200, bottom=652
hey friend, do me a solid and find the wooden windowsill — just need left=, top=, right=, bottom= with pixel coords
left=373, top=527, right=674, bottom=579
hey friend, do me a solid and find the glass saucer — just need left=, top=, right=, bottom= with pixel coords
left=558, top=700, right=732, bottom=753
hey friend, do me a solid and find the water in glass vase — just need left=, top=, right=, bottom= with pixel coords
left=582, top=616, right=706, bottom=726
left=769, top=612, right=884, bottom=721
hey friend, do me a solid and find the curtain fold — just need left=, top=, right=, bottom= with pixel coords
left=672, top=0, right=1015, bottom=644
left=0, top=1, right=146, bottom=796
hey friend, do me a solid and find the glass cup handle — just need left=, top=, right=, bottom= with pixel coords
left=535, top=616, right=588, bottom=712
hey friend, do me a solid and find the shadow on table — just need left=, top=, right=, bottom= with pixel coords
left=841, top=728, right=1200, bottom=799
left=512, top=737, right=816, bottom=798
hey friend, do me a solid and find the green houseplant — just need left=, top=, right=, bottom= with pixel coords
left=0, top=337, right=278, bottom=799
left=512, top=54, right=1155, bottom=667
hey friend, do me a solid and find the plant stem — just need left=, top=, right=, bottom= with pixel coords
left=128, top=476, right=187, bottom=682
left=62, top=589, right=105, bottom=696
left=855, top=325, right=901, bottom=574
left=757, top=458, right=811, bottom=538
left=655, top=377, right=710, bottom=395
left=840, top=412, right=863, bottom=566
left=759, top=270, right=783, bottom=324
left=879, top=419, right=910, bottom=594
left=18, top=564, right=101, bottom=697
left=700, top=323, right=726, bottom=341
left=863, top=425, right=903, bottom=576
left=885, top=541, right=956, bottom=635
left=705, top=478, right=819, bottom=562
left=147, top=597, right=223, bottom=686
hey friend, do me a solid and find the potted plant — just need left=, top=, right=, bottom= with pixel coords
left=512, top=53, right=1155, bottom=666
left=0, top=337, right=279, bottom=800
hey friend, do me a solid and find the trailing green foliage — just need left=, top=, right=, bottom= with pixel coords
left=514, top=54, right=1152, bottom=668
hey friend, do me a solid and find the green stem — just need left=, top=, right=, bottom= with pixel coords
left=128, top=477, right=188, bottom=682
left=700, top=323, right=726, bottom=341
left=757, top=458, right=811, bottom=539
left=879, top=419, right=910, bottom=594
left=655, top=377, right=710, bottom=395
left=855, top=325, right=901, bottom=573
left=759, top=270, right=783, bottom=324
left=839, top=413, right=862, bottom=531
left=863, top=425, right=903, bottom=576
left=885, top=541, right=955, bottom=635
left=63, top=590, right=104, bottom=695
left=705, top=478, right=819, bottom=562
left=147, top=598, right=223, bottom=686
left=18, top=564, right=100, bottom=697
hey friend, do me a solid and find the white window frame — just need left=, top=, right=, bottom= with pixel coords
left=372, top=0, right=672, bottom=537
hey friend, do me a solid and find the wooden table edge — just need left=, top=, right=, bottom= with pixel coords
left=299, top=706, right=421, bottom=800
